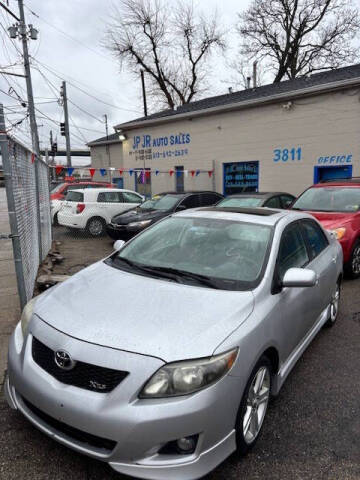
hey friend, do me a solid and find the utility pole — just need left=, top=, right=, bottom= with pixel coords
left=103, top=113, right=112, bottom=184
left=60, top=81, right=71, bottom=167
left=18, top=0, right=40, bottom=159
left=140, top=69, right=148, bottom=117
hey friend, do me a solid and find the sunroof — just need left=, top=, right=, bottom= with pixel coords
left=201, top=207, right=278, bottom=216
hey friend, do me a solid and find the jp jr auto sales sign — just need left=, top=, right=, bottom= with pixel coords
left=130, top=133, right=192, bottom=161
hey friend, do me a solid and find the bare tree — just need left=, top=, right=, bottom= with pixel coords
left=236, top=0, right=360, bottom=83
left=105, top=0, right=225, bottom=110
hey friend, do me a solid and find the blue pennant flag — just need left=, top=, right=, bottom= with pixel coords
left=129, top=169, right=134, bottom=176
left=195, top=170, right=200, bottom=176
left=155, top=170, right=160, bottom=176
left=67, top=167, right=74, bottom=176
left=100, top=168, right=107, bottom=177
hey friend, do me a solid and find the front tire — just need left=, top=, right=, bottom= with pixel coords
left=345, top=240, right=360, bottom=279
left=235, top=356, right=271, bottom=456
left=86, top=217, right=106, bottom=237
left=325, top=281, right=341, bottom=327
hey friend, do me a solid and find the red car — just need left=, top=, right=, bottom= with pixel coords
left=51, top=181, right=112, bottom=201
left=291, top=179, right=360, bottom=278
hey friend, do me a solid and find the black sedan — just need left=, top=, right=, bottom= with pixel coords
left=106, top=191, right=223, bottom=239
left=216, top=192, right=295, bottom=210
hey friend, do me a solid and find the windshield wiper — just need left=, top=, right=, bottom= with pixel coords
left=110, top=256, right=180, bottom=282
left=138, top=265, right=221, bottom=289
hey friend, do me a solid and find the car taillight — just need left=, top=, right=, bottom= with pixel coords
left=76, top=203, right=85, bottom=214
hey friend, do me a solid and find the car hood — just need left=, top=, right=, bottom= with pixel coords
left=306, top=211, right=356, bottom=230
left=112, top=208, right=169, bottom=225
left=34, top=261, right=254, bottom=362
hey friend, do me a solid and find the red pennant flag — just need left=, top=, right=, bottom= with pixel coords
left=169, top=169, right=174, bottom=177
left=55, top=165, right=63, bottom=175
left=190, top=170, right=195, bottom=177
left=208, top=170, right=213, bottom=177
left=89, top=168, right=96, bottom=178
left=119, top=169, right=124, bottom=176
left=31, top=153, right=35, bottom=164
left=145, top=170, right=151, bottom=179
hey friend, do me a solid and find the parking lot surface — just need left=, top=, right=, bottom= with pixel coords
left=0, top=224, right=359, bottom=480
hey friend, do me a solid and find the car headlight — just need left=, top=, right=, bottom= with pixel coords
left=20, top=297, right=38, bottom=336
left=329, top=227, right=346, bottom=240
left=140, top=348, right=238, bottom=398
left=128, top=220, right=151, bottom=228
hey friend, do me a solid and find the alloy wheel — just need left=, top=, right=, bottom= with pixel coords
left=88, top=219, right=104, bottom=236
left=329, top=284, right=340, bottom=323
left=243, top=366, right=270, bottom=445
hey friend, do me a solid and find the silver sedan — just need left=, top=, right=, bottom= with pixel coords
left=5, top=207, right=342, bottom=480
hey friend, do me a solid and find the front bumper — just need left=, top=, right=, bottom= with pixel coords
left=6, top=320, right=240, bottom=480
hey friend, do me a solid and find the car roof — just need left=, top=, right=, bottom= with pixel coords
left=164, top=191, right=223, bottom=197
left=223, top=192, right=293, bottom=199
left=312, top=180, right=360, bottom=188
left=68, top=188, right=137, bottom=194
left=174, top=206, right=312, bottom=226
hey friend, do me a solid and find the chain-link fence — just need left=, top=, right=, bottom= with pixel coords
left=0, top=113, right=52, bottom=309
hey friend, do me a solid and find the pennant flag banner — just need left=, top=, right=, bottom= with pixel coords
left=67, top=167, right=74, bottom=176
left=169, top=170, right=174, bottom=177
left=129, top=169, right=134, bottom=176
left=55, top=165, right=63, bottom=175
left=155, top=170, right=159, bottom=176
left=89, top=168, right=96, bottom=178
left=184, top=170, right=188, bottom=178
left=100, top=168, right=107, bottom=177
left=208, top=170, right=213, bottom=177
left=31, top=153, right=35, bottom=164
left=79, top=169, right=85, bottom=178
left=195, top=170, right=200, bottom=176
left=119, top=169, right=123, bottom=176
left=145, top=170, right=151, bottom=179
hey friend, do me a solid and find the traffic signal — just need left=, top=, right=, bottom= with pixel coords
left=60, top=122, right=66, bottom=136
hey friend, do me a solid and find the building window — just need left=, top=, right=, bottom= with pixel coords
left=223, top=161, right=259, bottom=195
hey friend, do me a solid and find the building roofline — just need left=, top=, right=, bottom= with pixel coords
left=115, top=75, right=360, bottom=131
left=87, top=138, right=122, bottom=147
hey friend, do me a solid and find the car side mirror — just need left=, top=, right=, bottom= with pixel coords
left=113, top=239, right=125, bottom=251
left=176, top=205, right=187, bottom=211
left=282, top=268, right=317, bottom=288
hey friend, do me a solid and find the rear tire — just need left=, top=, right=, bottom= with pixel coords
left=345, top=240, right=360, bottom=279
left=86, top=217, right=106, bottom=237
left=53, top=212, right=59, bottom=226
left=235, top=356, right=271, bottom=456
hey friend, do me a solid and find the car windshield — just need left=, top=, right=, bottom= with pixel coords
left=142, top=194, right=182, bottom=211
left=218, top=197, right=263, bottom=208
left=110, top=216, right=272, bottom=290
left=292, top=187, right=360, bottom=212
left=139, top=194, right=165, bottom=210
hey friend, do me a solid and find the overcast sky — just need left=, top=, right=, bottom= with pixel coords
left=0, top=0, right=250, bottom=163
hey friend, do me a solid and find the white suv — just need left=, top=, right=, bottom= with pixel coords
left=58, top=188, right=144, bottom=236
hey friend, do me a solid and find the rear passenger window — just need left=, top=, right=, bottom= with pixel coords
left=301, top=220, right=329, bottom=260
left=265, top=196, right=281, bottom=208
left=180, top=195, right=200, bottom=209
left=280, top=195, right=294, bottom=208
left=277, top=224, right=309, bottom=279
left=66, top=191, right=83, bottom=202
left=97, top=192, right=121, bottom=203
left=200, top=193, right=222, bottom=206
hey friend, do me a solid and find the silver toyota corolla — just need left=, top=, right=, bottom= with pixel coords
left=5, top=207, right=342, bottom=480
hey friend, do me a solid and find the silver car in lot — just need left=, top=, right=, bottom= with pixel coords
left=5, top=207, right=342, bottom=480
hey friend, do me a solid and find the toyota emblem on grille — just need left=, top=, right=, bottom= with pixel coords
left=54, top=350, right=76, bottom=371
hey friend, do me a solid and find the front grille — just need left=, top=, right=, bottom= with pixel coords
left=22, top=397, right=116, bottom=452
left=32, top=337, right=128, bottom=393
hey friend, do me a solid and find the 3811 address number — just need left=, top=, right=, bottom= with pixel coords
left=273, top=147, right=302, bottom=162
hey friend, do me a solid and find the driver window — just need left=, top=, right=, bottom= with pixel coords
left=277, top=224, right=309, bottom=280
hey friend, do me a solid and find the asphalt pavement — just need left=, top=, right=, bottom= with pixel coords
left=0, top=219, right=359, bottom=479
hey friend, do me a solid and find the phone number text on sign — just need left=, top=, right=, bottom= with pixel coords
left=273, top=147, right=302, bottom=162
left=152, top=149, right=189, bottom=159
